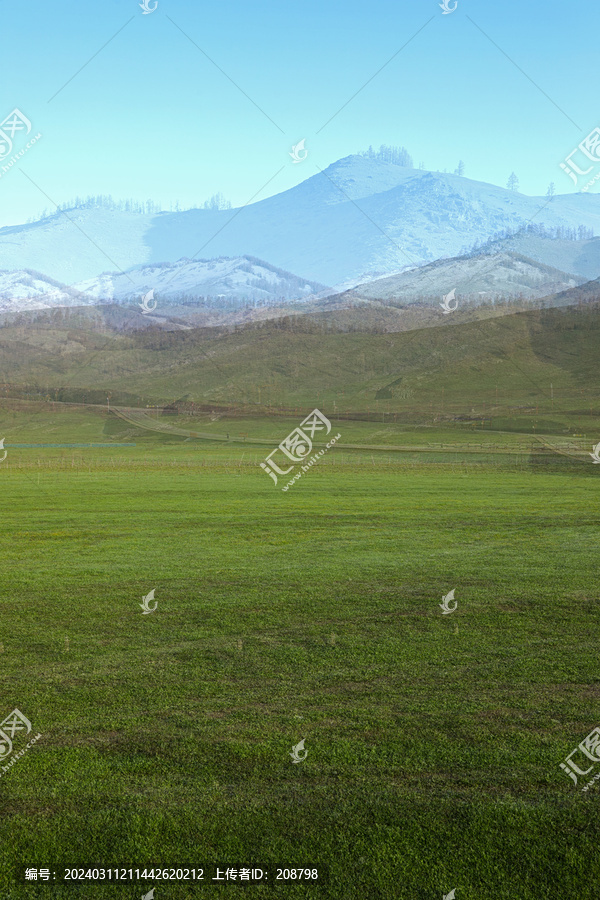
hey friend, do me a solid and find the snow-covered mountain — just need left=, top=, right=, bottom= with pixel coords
left=0, top=256, right=324, bottom=314
left=341, top=251, right=584, bottom=302
left=0, top=269, right=89, bottom=312
left=73, top=256, right=324, bottom=306
left=1, top=155, right=598, bottom=287
left=465, top=232, right=600, bottom=281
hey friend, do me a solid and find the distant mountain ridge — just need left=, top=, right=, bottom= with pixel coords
left=338, top=250, right=585, bottom=303
left=74, top=256, right=325, bottom=306
left=1, top=154, right=598, bottom=286
left=0, top=256, right=325, bottom=315
left=465, top=230, right=600, bottom=282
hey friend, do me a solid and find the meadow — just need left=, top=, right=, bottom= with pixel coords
left=1, top=404, right=599, bottom=898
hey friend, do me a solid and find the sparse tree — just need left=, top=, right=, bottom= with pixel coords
left=507, top=172, right=519, bottom=192
left=203, top=192, right=232, bottom=211
left=455, top=160, right=465, bottom=176
left=546, top=182, right=556, bottom=200
left=358, top=144, right=413, bottom=167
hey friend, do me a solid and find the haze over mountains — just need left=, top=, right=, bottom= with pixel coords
left=340, top=251, right=584, bottom=304
left=0, top=257, right=325, bottom=316
left=0, top=153, right=598, bottom=316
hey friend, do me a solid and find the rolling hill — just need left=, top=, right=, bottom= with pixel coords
left=334, top=251, right=584, bottom=303
left=469, top=231, right=600, bottom=281
left=1, top=301, right=600, bottom=436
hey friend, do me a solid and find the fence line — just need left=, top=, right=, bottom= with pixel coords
left=4, top=454, right=538, bottom=472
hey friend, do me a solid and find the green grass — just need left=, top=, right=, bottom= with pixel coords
left=1, top=411, right=599, bottom=898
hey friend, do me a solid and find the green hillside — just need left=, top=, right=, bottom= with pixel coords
left=1, top=303, right=599, bottom=435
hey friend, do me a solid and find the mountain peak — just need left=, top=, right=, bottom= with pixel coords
left=0, top=154, right=597, bottom=287
left=315, top=153, right=419, bottom=203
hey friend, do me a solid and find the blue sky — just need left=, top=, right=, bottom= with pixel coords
left=0, top=0, right=596, bottom=225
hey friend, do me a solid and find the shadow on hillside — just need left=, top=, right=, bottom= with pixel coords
left=525, top=303, right=600, bottom=386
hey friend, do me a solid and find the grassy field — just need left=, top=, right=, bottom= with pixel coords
left=1, top=405, right=599, bottom=898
